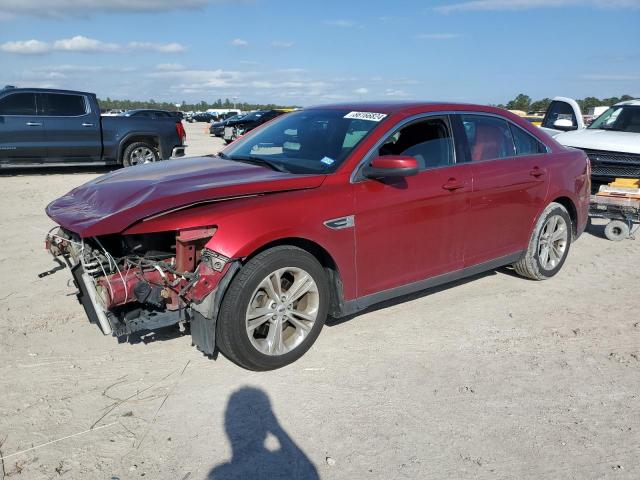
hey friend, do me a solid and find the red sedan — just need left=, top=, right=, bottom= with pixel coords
left=45, top=102, right=590, bottom=370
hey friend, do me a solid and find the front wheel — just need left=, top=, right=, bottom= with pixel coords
left=513, top=202, right=572, bottom=280
left=122, top=141, right=159, bottom=167
left=216, top=246, right=329, bottom=371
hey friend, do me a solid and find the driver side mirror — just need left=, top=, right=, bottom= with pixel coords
left=363, top=156, right=419, bottom=179
left=553, top=118, right=577, bottom=131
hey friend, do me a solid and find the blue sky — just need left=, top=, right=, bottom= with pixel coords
left=0, top=0, right=638, bottom=106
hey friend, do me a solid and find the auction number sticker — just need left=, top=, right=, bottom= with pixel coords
left=344, top=111, right=387, bottom=122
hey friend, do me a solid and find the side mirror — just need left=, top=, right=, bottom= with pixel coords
left=363, top=156, right=419, bottom=179
left=553, top=118, right=576, bottom=131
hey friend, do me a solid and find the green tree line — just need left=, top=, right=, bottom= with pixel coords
left=98, top=97, right=299, bottom=112
left=499, top=93, right=635, bottom=113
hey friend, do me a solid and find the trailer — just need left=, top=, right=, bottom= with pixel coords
left=589, top=194, right=640, bottom=241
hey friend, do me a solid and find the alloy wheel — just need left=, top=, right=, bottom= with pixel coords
left=245, top=267, right=319, bottom=356
left=537, top=214, right=568, bottom=270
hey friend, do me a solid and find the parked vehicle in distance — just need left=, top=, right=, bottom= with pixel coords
left=223, top=109, right=286, bottom=143
left=541, top=97, right=640, bottom=183
left=121, top=109, right=183, bottom=120
left=0, top=87, right=186, bottom=168
left=102, top=108, right=125, bottom=116
left=188, top=112, right=218, bottom=123
left=45, top=102, right=589, bottom=370
left=210, top=113, right=246, bottom=137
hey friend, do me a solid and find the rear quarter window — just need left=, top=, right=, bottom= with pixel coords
left=509, top=124, right=547, bottom=155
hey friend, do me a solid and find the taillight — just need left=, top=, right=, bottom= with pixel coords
left=176, top=121, right=186, bottom=143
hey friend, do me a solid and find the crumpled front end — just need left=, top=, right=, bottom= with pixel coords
left=45, top=226, right=235, bottom=355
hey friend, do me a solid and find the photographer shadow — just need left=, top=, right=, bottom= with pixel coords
left=208, top=387, right=319, bottom=480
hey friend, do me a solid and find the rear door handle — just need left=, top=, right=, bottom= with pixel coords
left=442, top=178, right=465, bottom=191
left=25, top=122, right=42, bottom=126
left=530, top=167, right=545, bottom=178
left=82, top=123, right=94, bottom=127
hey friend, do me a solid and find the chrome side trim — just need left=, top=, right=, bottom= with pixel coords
left=324, top=215, right=355, bottom=230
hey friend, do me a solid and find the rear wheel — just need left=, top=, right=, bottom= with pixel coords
left=122, top=141, right=159, bottom=167
left=217, top=246, right=329, bottom=371
left=604, top=220, right=629, bottom=242
left=513, top=202, right=572, bottom=280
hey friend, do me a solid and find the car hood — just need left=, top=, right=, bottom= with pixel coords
left=555, top=129, right=640, bottom=154
left=46, top=156, right=326, bottom=237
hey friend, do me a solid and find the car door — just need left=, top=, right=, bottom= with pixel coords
left=455, top=114, right=550, bottom=267
left=0, top=91, right=47, bottom=164
left=40, top=92, right=101, bottom=162
left=540, top=97, right=584, bottom=137
left=352, top=115, right=471, bottom=298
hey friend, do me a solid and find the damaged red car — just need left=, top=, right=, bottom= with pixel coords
left=45, top=102, right=590, bottom=370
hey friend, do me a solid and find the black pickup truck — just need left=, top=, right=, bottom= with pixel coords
left=0, top=87, right=186, bottom=167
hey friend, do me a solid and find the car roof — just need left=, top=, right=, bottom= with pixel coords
left=615, top=99, right=640, bottom=106
left=303, top=101, right=507, bottom=116
left=0, top=87, right=94, bottom=96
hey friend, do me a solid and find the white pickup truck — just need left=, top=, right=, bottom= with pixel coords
left=540, top=97, right=640, bottom=183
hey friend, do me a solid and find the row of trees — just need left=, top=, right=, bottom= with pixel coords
left=500, top=93, right=635, bottom=113
left=98, top=97, right=298, bottom=112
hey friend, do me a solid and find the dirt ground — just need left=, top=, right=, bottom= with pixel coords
left=1, top=121, right=639, bottom=480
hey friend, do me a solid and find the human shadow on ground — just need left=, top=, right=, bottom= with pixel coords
left=208, top=387, right=319, bottom=480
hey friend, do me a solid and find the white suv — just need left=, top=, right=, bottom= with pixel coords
left=540, top=97, right=640, bottom=183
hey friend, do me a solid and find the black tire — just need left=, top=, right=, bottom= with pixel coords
left=217, top=246, right=329, bottom=371
left=513, top=202, right=572, bottom=280
left=604, top=220, right=629, bottom=242
left=122, top=141, right=159, bottom=167
left=224, top=138, right=233, bottom=145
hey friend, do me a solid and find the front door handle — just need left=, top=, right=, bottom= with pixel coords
left=25, top=122, right=42, bottom=126
left=530, top=167, right=545, bottom=178
left=82, top=123, right=94, bottom=127
left=442, top=178, right=465, bottom=191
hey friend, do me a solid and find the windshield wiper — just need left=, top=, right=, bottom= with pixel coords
left=227, top=155, right=289, bottom=173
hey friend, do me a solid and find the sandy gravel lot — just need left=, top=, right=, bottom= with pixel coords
left=1, top=121, right=639, bottom=479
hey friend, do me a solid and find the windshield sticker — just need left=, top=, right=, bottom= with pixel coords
left=344, top=111, right=387, bottom=122
left=320, top=156, right=335, bottom=165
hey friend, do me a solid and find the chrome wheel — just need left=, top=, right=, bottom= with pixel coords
left=537, top=214, right=568, bottom=270
left=245, top=267, right=319, bottom=356
left=129, top=146, right=156, bottom=165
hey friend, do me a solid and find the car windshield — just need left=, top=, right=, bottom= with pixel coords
left=589, top=105, right=640, bottom=133
left=222, top=108, right=383, bottom=174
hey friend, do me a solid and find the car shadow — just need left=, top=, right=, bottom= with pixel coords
left=584, top=221, right=608, bottom=240
left=0, top=165, right=116, bottom=177
left=327, top=269, right=497, bottom=327
left=208, top=387, right=319, bottom=480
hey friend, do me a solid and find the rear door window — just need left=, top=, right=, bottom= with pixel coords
left=460, top=115, right=515, bottom=162
left=0, top=93, right=37, bottom=115
left=41, top=93, right=88, bottom=116
left=509, top=124, right=546, bottom=155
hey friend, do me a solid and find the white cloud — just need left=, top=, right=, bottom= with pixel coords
left=435, top=0, right=640, bottom=13
left=53, top=36, right=119, bottom=52
left=271, top=41, right=294, bottom=48
left=1, top=36, right=186, bottom=54
left=355, top=87, right=369, bottom=95
left=0, top=0, right=212, bottom=16
left=324, top=19, right=357, bottom=27
left=129, top=41, right=185, bottom=53
left=384, top=89, right=409, bottom=97
left=230, top=38, right=249, bottom=47
left=415, top=33, right=460, bottom=40
left=156, top=63, right=185, bottom=71
left=0, top=39, right=49, bottom=54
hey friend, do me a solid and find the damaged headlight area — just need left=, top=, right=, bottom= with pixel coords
left=44, top=226, right=232, bottom=352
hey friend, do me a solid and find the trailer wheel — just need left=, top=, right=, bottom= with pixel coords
left=604, top=220, right=629, bottom=242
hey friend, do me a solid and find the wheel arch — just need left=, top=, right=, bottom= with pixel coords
left=118, top=133, right=160, bottom=162
left=551, top=196, right=578, bottom=238
left=243, top=237, right=346, bottom=318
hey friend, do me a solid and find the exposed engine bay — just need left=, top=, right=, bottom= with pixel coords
left=45, top=227, right=233, bottom=354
